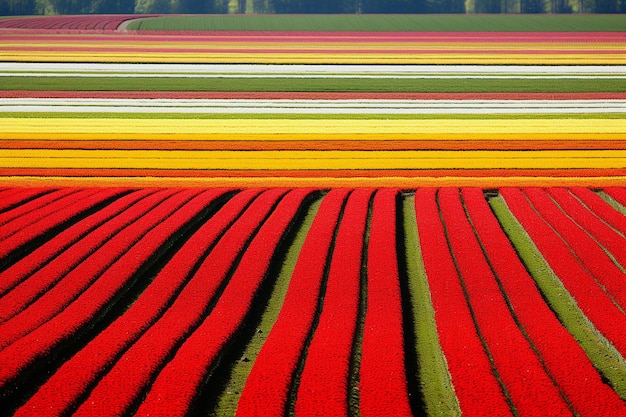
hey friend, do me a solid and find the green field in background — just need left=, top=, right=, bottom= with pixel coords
left=5, top=77, right=626, bottom=93
left=127, top=14, right=626, bottom=32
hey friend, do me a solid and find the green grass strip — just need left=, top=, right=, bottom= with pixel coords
left=210, top=195, right=323, bottom=417
left=128, top=14, right=626, bottom=32
left=597, top=191, right=626, bottom=217
left=4, top=77, right=626, bottom=93
left=489, top=195, right=626, bottom=399
left=2, top=112, right=625, bottom=120
left=401, top=194, right=461, bottom=417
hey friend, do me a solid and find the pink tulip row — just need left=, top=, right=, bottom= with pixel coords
left=129, top=31, right=626, bottom=42
left=5, top=91, right=626, bottom=100
left=0, top=15, right=140, bottom=31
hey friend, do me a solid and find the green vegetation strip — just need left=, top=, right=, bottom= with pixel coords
left=402, top=195, right=461, bottom=417
left=4, top=77, right=626, bottom=93
left=489, top=195, right=626, bottom=399
left=212, top=195, right=323, bottom=417
left=128, top=14, right=626, bottom=32
left=597, top=191, right=626, bottom=216
left=2, top=112, right=624, bottom=120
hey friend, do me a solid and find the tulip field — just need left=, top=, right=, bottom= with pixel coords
left=0, top=14, right=625, bottom=417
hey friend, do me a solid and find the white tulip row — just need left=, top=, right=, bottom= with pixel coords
left=3, top=98, right=626, bottom=114
left=2, top=62, right=625, bottom=79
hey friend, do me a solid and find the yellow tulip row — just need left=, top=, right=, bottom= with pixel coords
left=3, top=52, right=623, bottom=65
left=2, top=118, right=624, bottom=135
left=1, top=176, right=624, bottom=189
left=2, top=149, right=624, bottom=170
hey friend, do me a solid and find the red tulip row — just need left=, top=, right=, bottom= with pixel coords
left=0, top=189, right=155, bottom=298
left=524, top=188, right=626, bottom=311
left=70, top=188, right=287, bottom=416
left=499, top=187, right=626, bottom=357
left=0, top=188, right=179, bottom=335
left=1, top=186, right=624, bottom=416
left=236, top=188, right=350, bottom=417
left=0, top=188, right=127, bottom=264
left=294, top=188, right=373, bottom=417
left=359, top=188, right=412, bottom=417
left=547, top=188, right=626, bottom=280
left=463, top=187, right=626, bottom=416
left=414, top=187, right=514, bottom=416
left=570, top=187, right=626, bottom=237
left=439, top=187, right=571, bottom=416
left=0, top=188, right=147, bottom=322
left=0, top=188, right=54, bottom=214
left=13, top=187, right=243, bottom=417
left=605, top=187, right=626, bottom=208
left=0, top=188, right=78, bottom=236
left=0, top=188, right=217, bottom=388
left=136, top=188, right=314, bottom=417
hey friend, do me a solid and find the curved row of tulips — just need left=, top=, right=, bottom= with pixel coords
left=0, top=186, right=625, bottom=416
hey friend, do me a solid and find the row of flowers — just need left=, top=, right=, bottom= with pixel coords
left=462, top=187, right=626, bottom=416
left=1, top=187, right=625, bottom=415
left=0, top=188, right=224, bottom=407
left=236, top=189, right=350, bottom=416
left=500, top=187, right=626, bottom=358
left=14, top=187, right=248, bottom=416
left=0, top=15, right=139, bottom=31
left=294, top=188, right=372, bottom=417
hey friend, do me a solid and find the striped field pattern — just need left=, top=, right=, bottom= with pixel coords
left=0, top=14, right=625, bottom=417
left=1, top=17, right=625, bottom=187
left=1, top=187, right=626, bottom=417
left=1, top=62, right=625, bottom=186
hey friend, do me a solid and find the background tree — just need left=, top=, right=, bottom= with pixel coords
left=431, top=0, right=465, bottom=13
left=594, top=0, right=620, bottom=11
left=2, top=0, right=625, bottom=16
left=521, top=0, right=544, bottom=12
left=0, top=0, right=36, bottom=15
left=473, top=0, right=501, bottom=13
left=177, top=0, right=216, bottom=13
left=134, top=0, right=171, bottom=13
left=362, top=0, right=421, bottom=13
left=550, top=0, right=572, bottom=12
left=90, top=0, right=135, bottom=13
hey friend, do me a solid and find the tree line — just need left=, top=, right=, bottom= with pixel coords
left=1, top=0, right=625, bottom=17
